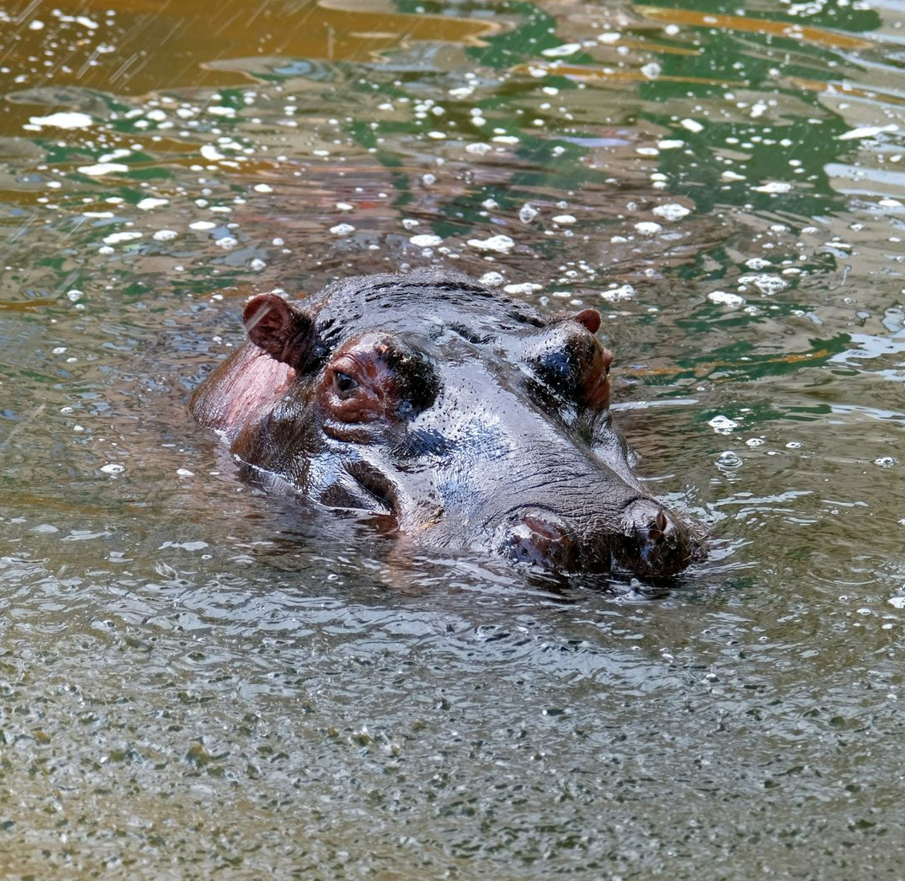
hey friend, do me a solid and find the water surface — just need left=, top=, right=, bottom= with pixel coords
left=1, top=0, right=905, bottom=877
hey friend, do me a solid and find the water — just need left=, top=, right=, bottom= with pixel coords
left=1, top=0, right=905, bottom=876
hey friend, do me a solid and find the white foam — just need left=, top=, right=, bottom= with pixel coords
left=29, top=112, right=93, bottom=130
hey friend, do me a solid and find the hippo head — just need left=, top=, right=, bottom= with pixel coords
left=191, top=270, right=703, bottom=579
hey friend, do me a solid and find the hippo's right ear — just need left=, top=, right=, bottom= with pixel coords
left=243, top=294, right=313, bottom=368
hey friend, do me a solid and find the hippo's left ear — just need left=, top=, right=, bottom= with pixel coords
left=572, top=309, right=601, bottom=334
left=243, top=294, right=314, bottom=368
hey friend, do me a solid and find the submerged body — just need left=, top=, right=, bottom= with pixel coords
left=191, top=270, right=703, bottom=578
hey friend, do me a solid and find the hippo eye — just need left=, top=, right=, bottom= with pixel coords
left=333, top=371, right=359, bottom=398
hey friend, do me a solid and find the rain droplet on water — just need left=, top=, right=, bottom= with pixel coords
left=708, top=415, right=739, bottom=434
left=28, top=112, right=93, bottom=130
left=541, top=43, right=582, bottom=58
left=102, top=231, right=143, bottom=245
left=479, top=272, right=505, bottom=288
left=467, top=235, right=515, bottom=254
left=752, top=182, right=793, bottom=194
left=652, top=203, right=691, bottom=221
left=410, top=234, right=442, bottom=248
left=77, top=163, right=128, bottom=176
left=136, top=197, right=168, bottom=211
left=503, top=282, right=542, bottom=295
left=739, top=274, right=788, bottom=295
left=708, top=291, right=745, bottom=307
left=518, top=203, right=539, bottom=224
left=600, top=284, right=635, bottom=302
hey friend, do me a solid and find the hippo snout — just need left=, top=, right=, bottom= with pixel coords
left=617, top=499, right=700, bottom=579
left=494, top=499, right=700, bottom=579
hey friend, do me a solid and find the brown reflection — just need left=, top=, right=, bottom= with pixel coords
left=0, top=0, right=499, bottom=96
left=632, top=347, right=836, bottom=381
left=0, top=297, right=59, bottom=310
left=619, top=39, right=701, bottom=57
left=637, top=6, right=874, bottom=51
left=786, top=76, right=905, bottom=107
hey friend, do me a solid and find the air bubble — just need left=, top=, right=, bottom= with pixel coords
left=518, top=203, right=539, bottom=224
left=709, top=415, right=738, bottom=434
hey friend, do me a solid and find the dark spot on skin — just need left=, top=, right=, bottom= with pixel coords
left=380, top=345, right=440, bottom=415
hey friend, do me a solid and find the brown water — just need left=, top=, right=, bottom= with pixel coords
left=1, top=0, right=905, bottom=877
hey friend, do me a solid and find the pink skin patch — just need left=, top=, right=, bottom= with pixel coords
left=190, top=342, right=296, bottom=437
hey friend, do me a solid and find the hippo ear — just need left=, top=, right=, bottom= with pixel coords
left=550, top=309, right=602, bottom=334
left=243, top=294, right=313, bottom=367
left=572, top=309, right=601, bottom=334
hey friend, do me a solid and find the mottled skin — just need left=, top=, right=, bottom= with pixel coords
left=191, top=270, right=703, bottom=578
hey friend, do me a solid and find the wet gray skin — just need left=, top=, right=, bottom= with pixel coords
left=191, top=269, right=703, bottom=578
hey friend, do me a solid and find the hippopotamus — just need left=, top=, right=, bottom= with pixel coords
left=190, top=269, right=703, bottom=578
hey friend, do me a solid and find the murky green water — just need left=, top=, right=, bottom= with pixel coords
left=1, top=0, right=904, bottom=876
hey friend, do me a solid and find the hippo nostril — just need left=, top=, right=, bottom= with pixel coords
left=655, top=506, right=668, bottom=537
left=521, top=511, right=568, bottom=543
left=494, top=508, right=577, bottom=570
left=646, top=505, right=669, bottom=543
left=619, top=499, right=694, bottom=578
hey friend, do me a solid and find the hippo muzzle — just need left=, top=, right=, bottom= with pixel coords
left=191, top=269, right=704, bottom=580
left=495, top=501, right=699, bottom=578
